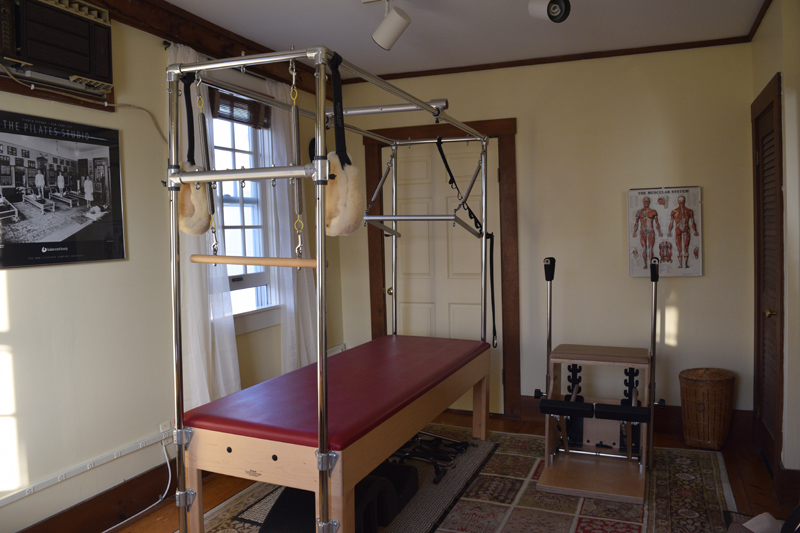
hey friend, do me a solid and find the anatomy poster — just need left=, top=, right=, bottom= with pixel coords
left=627, top=187, right=702, bottom=277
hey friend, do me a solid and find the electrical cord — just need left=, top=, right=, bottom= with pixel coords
left=99, top=442, right=173, bottom=533
left=0, top=63, right=168, bottom=144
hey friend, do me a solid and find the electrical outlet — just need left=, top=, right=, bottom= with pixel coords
left=25, top=487, right=34, bottom=495
left=86, top=462, right=94, bottom=470
left=57, top=474, right=66, bottom=482
left=160, top=420, right=174, bottom=445
left=139, top=441, right=146, bottom=449
left=114, top=451, right=121, bottom=459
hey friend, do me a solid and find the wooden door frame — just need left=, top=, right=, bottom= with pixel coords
left=751, top=72, right=790, bottom=497
left=362, top=118, right=521, bottom=418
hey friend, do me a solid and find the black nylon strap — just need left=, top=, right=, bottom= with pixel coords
left=181, top=74, right=196, bottom=166
left=436, top=137, right=482, bottom=232
left=488, top=232, right=497, bottom=347
left=328, top=53, right=351, bottom=167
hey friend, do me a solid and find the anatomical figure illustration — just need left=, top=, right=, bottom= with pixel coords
left=667, top=195, right=699, bottom=268
left=632, top=197, right=663, bottom=269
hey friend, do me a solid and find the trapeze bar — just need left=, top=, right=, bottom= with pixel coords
left=365, top=220, right=401, bottom=237
left=453, top=214, right=482, bottom=238
left=325, top=98, right=448, bottom=117
left=368, top=156, right=394, bottom=208
left=190, top=254, right=317, bottom=269
left=168, top=47, right=320, bottom=77
left=394, top=136, right=480, bottom=146
left=339, top=58, right=487, bottom=142
left=459, top=153, right=484, bottom=208
left=198, top=75, right=395, bottom=146
left=170, top=164, right=314, bottom=187
left=363, top=214, right=482, bottom=238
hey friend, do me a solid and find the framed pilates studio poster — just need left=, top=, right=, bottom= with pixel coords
left=0, top=110, right=125, bottom=268
left=627, top=186, right=702, bottom=278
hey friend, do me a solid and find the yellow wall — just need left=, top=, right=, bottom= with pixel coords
left=340, top=44, right=756, bottom=414
left=2, top=8, right=799, bottom=531
left=0, top=24, right=173, bottom=531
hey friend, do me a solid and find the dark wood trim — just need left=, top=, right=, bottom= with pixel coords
left=497, top=132, right=521, bottom=418
left=345, top=37, right=750, bottom=84
left=19, top=460, right=178, bottom=533
left=749, top=0, right=775, bottom=41
left=363, top=118, right=521, bottom=417
left=92, top=0, right=323, bottom=95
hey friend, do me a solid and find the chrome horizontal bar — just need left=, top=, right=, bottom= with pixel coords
left=197, top=76, right=395, bottom=146
left=325, top=99, right=448, bottom=117
left=364, top=214, right=457, bottom=222
left=394, top=136, right=481, bottom=146
left=365, top=220, right=401, bottom=237
left=168, top=48, right=322, bottom=77
left=170, top=164, right=314, bottom=187
left=339, top=59, right=486, bottom=141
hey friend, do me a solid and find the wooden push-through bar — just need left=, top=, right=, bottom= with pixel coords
left=190, top=254, right=317, bottom=269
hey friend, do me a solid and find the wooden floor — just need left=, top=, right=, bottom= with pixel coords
left=115, top=412, right=796, bottom=533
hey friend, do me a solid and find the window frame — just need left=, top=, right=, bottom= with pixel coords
left=211, top=115, right=277, bottom=315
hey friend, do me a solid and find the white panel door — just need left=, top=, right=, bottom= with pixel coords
left=383, top=139, right=504, bottom=411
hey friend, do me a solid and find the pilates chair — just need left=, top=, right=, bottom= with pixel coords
left=534, top=257, right=664, bottom=504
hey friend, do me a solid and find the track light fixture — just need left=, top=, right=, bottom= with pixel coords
left=528, top=0, right=571, bottom=23
left=372, top=0, right=411, bottom=51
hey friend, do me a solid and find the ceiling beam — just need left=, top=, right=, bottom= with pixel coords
left=94, top=0, right=327, bottom=95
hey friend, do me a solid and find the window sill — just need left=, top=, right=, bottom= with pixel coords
left=233, top=305, right=281, bottom=335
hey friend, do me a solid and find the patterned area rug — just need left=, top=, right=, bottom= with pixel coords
left=191, top=424, right=736, bottom=533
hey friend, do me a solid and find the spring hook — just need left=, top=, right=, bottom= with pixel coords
left=294, top=215, right=304, bottom=258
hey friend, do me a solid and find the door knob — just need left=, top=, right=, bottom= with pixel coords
left=765, top=308, right=777, bottom=318
left=386, top=287, right=393, bottom=296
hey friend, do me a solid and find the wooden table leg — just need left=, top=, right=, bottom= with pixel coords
left=186, top=464, right=204, bottom=533
left=328, top=468, right=356, bottom=533
left=472, top=374, right=489, bottom=440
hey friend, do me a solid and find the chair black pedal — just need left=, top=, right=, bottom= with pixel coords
left=594, top=403, right=651, bottom=423
left=539, top=398, right=595, bottom=418
left=370, top=462, right=418, bottom=510
left=355, top=474, right=399, bottom=530
left=259, top=487, right=315, bottom=533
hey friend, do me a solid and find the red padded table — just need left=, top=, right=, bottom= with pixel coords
left=185, top=335, right=489, bottom=451
left=182, top=335, right=491, bottom=533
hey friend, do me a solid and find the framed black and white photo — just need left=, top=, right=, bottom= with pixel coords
left=0, top=111, right=125, bottom=268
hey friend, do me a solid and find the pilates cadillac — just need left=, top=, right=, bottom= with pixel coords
left=166, top=46, right=492, bottom=533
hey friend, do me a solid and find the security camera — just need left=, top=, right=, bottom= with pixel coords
left=529, top=0, right=571, bottom=23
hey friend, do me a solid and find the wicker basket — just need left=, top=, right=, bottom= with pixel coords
left=679, top=368, right=735, bottom=450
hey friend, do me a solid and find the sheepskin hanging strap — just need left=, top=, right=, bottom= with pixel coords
left=328, top=52, right=351, bottom=167
left=322, top=52, right=365, bottom=236
left=178, top=73, right=212, bottom=236
left=182, top=74, right=197, bottom=166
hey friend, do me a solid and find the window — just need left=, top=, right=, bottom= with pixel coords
left=210, top=89, right=275, bottom=315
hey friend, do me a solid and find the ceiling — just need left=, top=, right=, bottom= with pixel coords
left=165, top=0, right=766, bottom=79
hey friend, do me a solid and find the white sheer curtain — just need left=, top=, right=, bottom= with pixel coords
left=168, top=44, right=241, bottom=410
left=263, top=79, right=317, bottom=373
